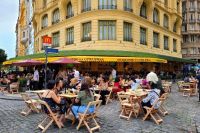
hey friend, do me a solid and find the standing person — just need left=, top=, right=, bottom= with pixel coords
left=196, top=72, right=200, bottom=102
left=73, top=67, right=80, bottom=80
left=111, top=67, right=117, bottom=80
left=33, top=67, right=39, bottom=90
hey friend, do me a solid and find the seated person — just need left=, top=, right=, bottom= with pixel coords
left=42, top=80, right=67, bottom=127
left=112, top=76, right=123, bottom=94
left=128, top=76, right=139, bottom=91
left=72, top=82, right=94, bottom=119
left=141, top=82, right=160, bottom=114
left=98, top=76, right=110, bottom=105
left=0, top=75, right=10, bottom=91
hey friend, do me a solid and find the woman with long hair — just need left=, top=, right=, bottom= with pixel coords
left=72, top=82, right=94, bottom=118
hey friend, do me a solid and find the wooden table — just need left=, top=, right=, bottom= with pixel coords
left=59, top=94, right=77, bottom=98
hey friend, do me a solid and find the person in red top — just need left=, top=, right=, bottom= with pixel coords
left=112, top=76, right=123, bottom=94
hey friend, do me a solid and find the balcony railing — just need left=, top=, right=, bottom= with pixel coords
left=66, top=41, right=74, bottom=45
left=66, top=14, right=74, bottom=19
left=98, top=5, right=117, bottom=10
left=189, top=19, right=196, bottom=23
left=124, top=7, right=133, bottom=12
left=81, top=7, right=91, bottom=13
left=82, top=37, right=91, bottom=42
left=52, top=19, right=60, bottom=25
left=124, top=38, right=133, bottom=42
left=140, top=40, right=147, bottom=45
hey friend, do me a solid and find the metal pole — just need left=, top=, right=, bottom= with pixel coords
left=45, top=46, right=48, bottom=89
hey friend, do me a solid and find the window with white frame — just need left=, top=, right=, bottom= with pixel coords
left=66, top=27, right=74, bottom=44
left=52, top=32, right=60, bottom=47
left=52, top=8, right=60, bottom=24
left=153, top=32, right=159, bottom=48
left=163, top=14, right=169, bottom=29
left=99, top=20, right=116, bottom=40
left=164, top=36, right=169, bottom=50
left=140, top=3, right=147, bottom=19
left=41, top=14, right=48, bottom=29
left=98, top=0, right=117, bottom=10
left=82, top=22, right=91, bottom=41
left=67, top=2, right=74, bottom=18
left=140, top=27, right=147, bottom=45
left=82, top=0, right=91, bottom=12
left=173, top=39, right=177, bottom=52
left=153, top=8, right=159, bottom=24
left=124, top=0, right=132, bottom=12
left=123, top=22, right=132, bottom=42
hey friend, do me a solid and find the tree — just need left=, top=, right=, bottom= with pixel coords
left=0, top=49, right=7, bottom=64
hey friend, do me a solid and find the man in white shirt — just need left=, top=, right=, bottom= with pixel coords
left=111, top=67, right=117, bottom=80
left=73, top=67, right=80, bottom=80
left=32, top=67, right=39, bottom=90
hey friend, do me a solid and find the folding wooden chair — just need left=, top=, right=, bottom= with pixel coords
left=119, top=95, right=140, bottom=120
left=159, top=93, right=169, bottom=116
left=143, top=99, right=163, bottom=125
left=105, top=87, right=113, bottom=104
left=37, top=100, right=62, bottom=133
left=94, top=94, right=101, bottom=101
left=177, top=81, right=184, bottom=92
left=117, top=92, right=129, bottom=111
left=21, top=93, right=40, bottom=116
left=77, top=100, right=102, bottom=133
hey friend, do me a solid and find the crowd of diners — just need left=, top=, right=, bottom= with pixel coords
left=1, top=66, right=200, bottom=126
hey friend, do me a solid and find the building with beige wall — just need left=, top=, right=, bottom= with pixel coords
left=30, top=0, right=185, bottom=72
left=182, top=0, right=200, bottom=62
left=16, top=0, right=34, bottom=57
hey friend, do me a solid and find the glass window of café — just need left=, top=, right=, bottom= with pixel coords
left=153, top=8, right=159, bottom=24
left=41, top=14, right=48, bottom=29
left=82, top=22, right=91, bottom=42
left=140, top=27, right=147, bottom=45
left=82, top=0, right=91, bottom=12
left=52, top=8, right=60, bottom=24
left=163, top=14, right=169, bottom=29
left=123, top=22, right=132, bottom=42
left=52, top=32, right=60, bottom=48
left=98, top=0, right=117, bottom=10
left=153, top=32, right=159, bottom=48
left=124, top=0, right=132, bottom=12
left=66, top=2, right=74, bottom=19
left=140, top=2, right=147, bottom=19
left=173, top=39, right=177, bottom=52
left=99, top=20, right=116, bottom=40
left=164, top=36, right=169, bottom=50
left=66, top=27, right=74, bottom=45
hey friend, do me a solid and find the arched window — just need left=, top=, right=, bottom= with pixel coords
left=67, top=2, right=74, bottom=18
left=98, top=0, right=117, bottom=10
left=163, top=14, right=169, bottom=29
left=153, top=8, right=159, bottom=24
left=140, top=2, right=147, bottom=19
left=173, top=22, right=177, bottom=32
left=124, top=0, right=132, bottom=12
left=41, top=14, right=48, bottom=29
left=52, top=8, right=60, bottom=24
left=82, top=0, right=91, bottom=12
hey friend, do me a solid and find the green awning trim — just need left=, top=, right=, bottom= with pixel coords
left=9, top=50, right=196, bottom=63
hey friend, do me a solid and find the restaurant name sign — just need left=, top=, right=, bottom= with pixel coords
left=68, top=56, right=167, bottom=63
left=43, top=36, right=52, bottom=46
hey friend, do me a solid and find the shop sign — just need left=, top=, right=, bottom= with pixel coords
left=43, top=36, right=52, bottom=46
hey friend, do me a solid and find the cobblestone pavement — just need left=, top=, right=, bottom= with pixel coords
left=0, top=84, right=199, bottom=133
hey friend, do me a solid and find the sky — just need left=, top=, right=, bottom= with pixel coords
left=0, top=0, right=19, bottom=59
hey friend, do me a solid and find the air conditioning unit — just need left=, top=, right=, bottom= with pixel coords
left=21, top=29, right=28, bottom=44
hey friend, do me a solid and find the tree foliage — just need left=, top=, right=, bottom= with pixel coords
left=0, top=49, right=7, bottom=64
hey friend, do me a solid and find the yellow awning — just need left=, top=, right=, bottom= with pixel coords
left=3, top=56, right=167, bottom=65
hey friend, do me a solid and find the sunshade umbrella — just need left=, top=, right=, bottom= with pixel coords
left=50, top=57, right=80, bottom=64
left=12, top=59, right=43, bottom=67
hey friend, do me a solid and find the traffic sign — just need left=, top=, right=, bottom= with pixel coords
left=46, top=48, right=58, bottom=54
left=43, top=36, right=52, bottom=46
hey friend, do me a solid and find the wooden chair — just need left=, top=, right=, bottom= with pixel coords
left=182, top=82, right=197, bottom=97
left=143, top=99, right=163, bottom=125
left=94, top=94, right=101, bottom=101
left=159, top=93, right=169, bottom=116
left=77, top=100, right=102, bottom=133
left=10, top=82, right=19, bottom=94
left=177, top=81, right=184, bottom=92
left=37, top=100, right=62, bottom=133
left=117, top=92, right=129, bottom=110
left=119, top=95, right=140, bottom=120
left=105, top=87, right=113, bottom=104
left=21, top=93, right=40, bottom=116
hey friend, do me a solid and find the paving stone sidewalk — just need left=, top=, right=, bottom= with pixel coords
left=0, top=84, right=199, bottom=133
